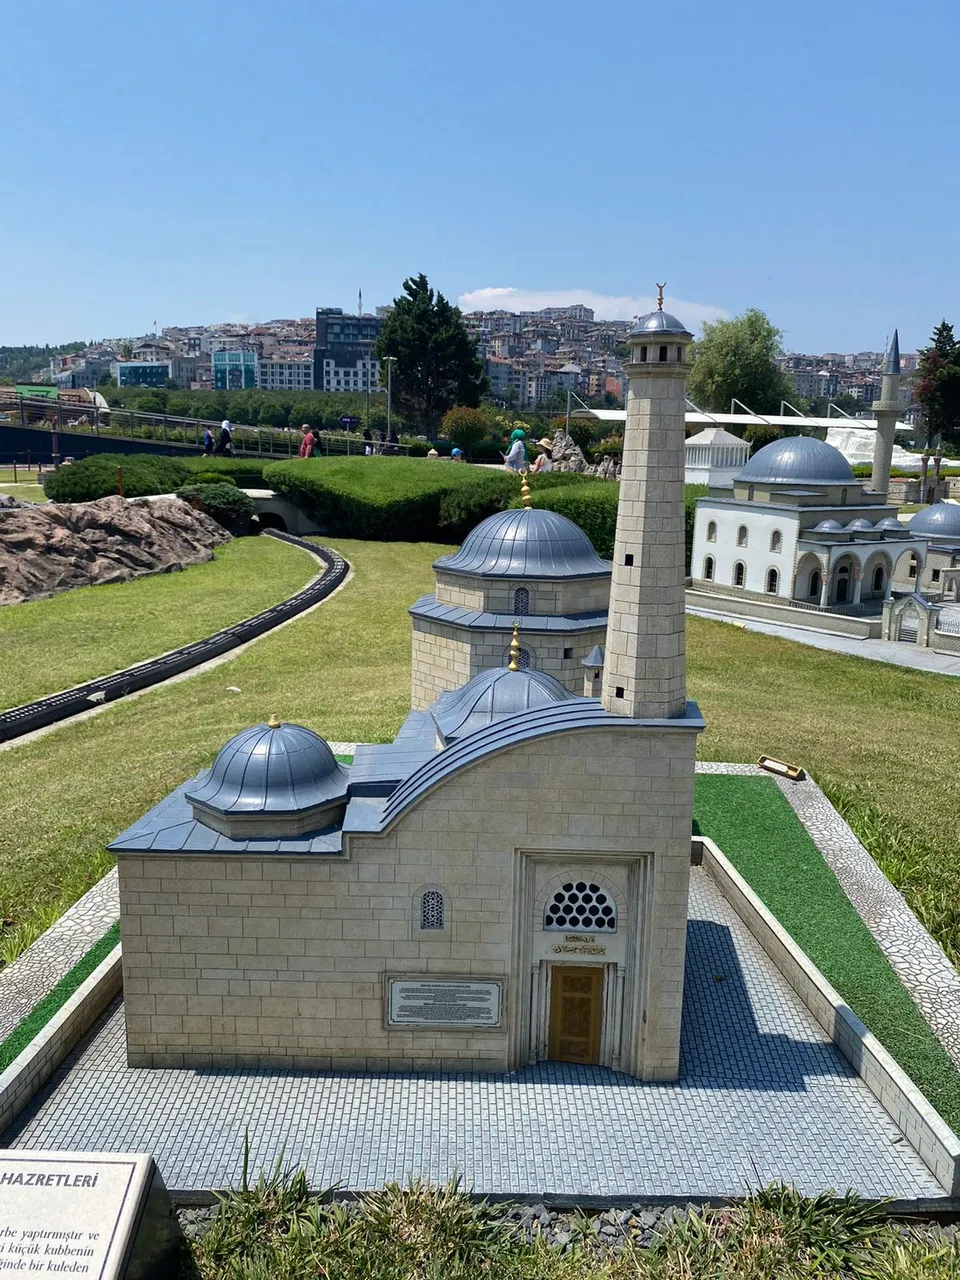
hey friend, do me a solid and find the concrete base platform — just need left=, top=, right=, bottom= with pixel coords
left=2, top=872, right=944, bottom=1201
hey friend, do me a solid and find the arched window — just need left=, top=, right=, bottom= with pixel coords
left=419, top=889, right=445, bottom=931
left=513, top=587, right=530, bottom=616
left=703, top=556, right=715, bottom=581
left=872, top=565, right=885, bottom=593
left=736, top=525, right=748, bottom=547
left=706, top=520, right=717, bottom=542
left=517, top=646, right=531, bottom=669
left=766, top=567, right=779, bottom=594
left=810, top=569, right=822, bottom=598
left=770, top=529, right=782, bottom=553
left=544, top=881, right=617, bottom=932
left=840, top=488, right=848, bottom=506
left=734, top=561, right=746, bottom=587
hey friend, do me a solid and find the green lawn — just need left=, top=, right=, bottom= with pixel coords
left=0, top=484, right=46, bottom=502
left=0, top=535, right=318, bottom=710
left=694, top=774, right=960, bottom=1134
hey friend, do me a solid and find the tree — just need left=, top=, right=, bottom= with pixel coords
left=440, top=406, right=488, bottom=459
left=915, top=321, right=960, bottom=450
left=375, top=273, right=487, bottom=432
left=687, top=308, right=795, bottom=415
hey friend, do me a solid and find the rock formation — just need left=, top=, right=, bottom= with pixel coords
left=549, top=430, right=621, bottom=480
left=0, top=496, right=231, bottom=605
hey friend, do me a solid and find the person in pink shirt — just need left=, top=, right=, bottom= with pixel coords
left=299, top=424, right=316, bottom=458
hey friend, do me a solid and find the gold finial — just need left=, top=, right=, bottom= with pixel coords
left=656, top=282, right=666, bottom=311
left=508, top=620, right=521, bottom=672
left=268, top=713, right=281, bottom=729
left=520, top=475, right=533, bottom=509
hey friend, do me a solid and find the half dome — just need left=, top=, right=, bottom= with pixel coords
left=186, top=721, right=349, bottom=836
left=430, top=666, right=578, bottom=743
left=737, top=435, right=855, bottom=485
left=909, top=503, right=960, bottom=539
left=434, top=506, right=610, bottom=580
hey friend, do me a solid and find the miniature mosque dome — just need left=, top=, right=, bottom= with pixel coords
left=629, top=308, right=691, bottom=336
left=434, top=506, right=609, bottom=579
left=909, top=502, right=960, bottom=538
left=429, top=664, right=577, bottom=743
left=876, top=516, right=906, bottom=531
left=845, top=517, right=875, bottom=532
left=186, top=719, right=349, bottom=836
left=811, top=518, right=844, bottom=532
left=736, top=435, right=855, bottom=486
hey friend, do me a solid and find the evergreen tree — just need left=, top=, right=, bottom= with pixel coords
left=375, top=274, right=487, bottom=432
left=915, top=321, right=960, bottom=449
left=687, top=308, right=795, bottom=415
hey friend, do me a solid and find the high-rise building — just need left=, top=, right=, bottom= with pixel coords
left=313, top=308, right=382, bottom=392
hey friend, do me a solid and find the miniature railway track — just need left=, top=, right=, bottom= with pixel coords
left=0, top=532, right=349, bottom=743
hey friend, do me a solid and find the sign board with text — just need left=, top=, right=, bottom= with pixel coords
left=0, top=1151, right=179, bottom=1279
left=387, top=978, right=502, bottom=1028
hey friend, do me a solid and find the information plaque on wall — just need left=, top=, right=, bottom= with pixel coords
left=388, top=979, right=502, bottom=1027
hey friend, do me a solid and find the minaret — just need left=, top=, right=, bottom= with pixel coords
left=870, top=330, right=901, bottom=497
left=601, top=285, right=693, bottom=720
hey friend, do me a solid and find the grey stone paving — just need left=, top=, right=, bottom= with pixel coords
left=687, top=606, right=960, bottom=676
left=696, top=763, right=960, bottom=1070
left=3, top=870, right=942, bottom=1200
left=0, top=869, right=118, bottom=1042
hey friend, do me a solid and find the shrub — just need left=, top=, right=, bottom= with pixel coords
left=440, top=406, right=489, bottom=460
left=42, top=453, right=189, bottom=503
left=190, top=471, right=237, bottom=486
left=181, top=456, right=270, bottom=485
left=176, top=482, right=254, bottom=530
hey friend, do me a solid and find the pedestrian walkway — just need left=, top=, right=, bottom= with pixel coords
left=688, top=606, right=960, bottom=677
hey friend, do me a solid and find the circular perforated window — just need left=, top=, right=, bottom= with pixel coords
left=543, top=881, right=617, bottom=932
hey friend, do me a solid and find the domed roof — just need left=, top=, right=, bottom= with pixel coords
left=434, top=506, right=610, bottom=580
left=629, top=309, right=692, bottom=337
left=430, top=666, right=577, bottom=742
left=737, top=435, right=855, bottom=485
left=876, top=516, right=906, bottom=531
left=845, top=518, right=874, bottom=532
left=811, top=519, right=843, bottom=532
left=186, top=721, right=348, bottom=824
left=909, top=503, right=960, bottom=539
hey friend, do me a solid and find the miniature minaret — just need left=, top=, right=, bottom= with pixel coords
left=870, top=330, right=901, bottom=497
left=601, top=284, right=693, bottom=719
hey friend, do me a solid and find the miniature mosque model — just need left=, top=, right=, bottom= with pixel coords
left=110, top=290, right=702, bottom=1079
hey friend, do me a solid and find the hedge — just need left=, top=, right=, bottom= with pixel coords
left=261, top=458, right=590, bottom=542
left=182, top=456, right=272, bottom=485
left=176, top=482, right=254, bottom=530
left=517, top=481, right=708, bottom=569
left=42, top=453, right=190, bottom=502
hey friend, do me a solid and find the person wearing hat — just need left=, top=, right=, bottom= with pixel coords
left=502, top=428, right=528, bottom=473
left=532, top=436, right=554, bottom=472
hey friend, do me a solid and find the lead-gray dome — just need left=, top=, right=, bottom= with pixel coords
left=737, top=435, right=855, bottom=485
left=909, top=503, right=960, bottom=539
left=434, top=507, right=610, bottom=580
left=186, top=721, right=349, bottom=834
left=629, top=309, right=691, bottom=336
left=811, top=519, right=843, bottom=532
left=430, top=666, right=577, bottom=743
left=845, top=518, right=874, bottom=532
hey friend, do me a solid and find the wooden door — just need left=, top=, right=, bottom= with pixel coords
left=548, top=966, right=603, bottom=1064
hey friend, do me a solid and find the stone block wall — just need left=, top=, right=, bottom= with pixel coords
left=434, top=572, right=609, bottom=618
left=410, top=623, right=472, bottom=708
left=117, top=724, right=698, bottom=1078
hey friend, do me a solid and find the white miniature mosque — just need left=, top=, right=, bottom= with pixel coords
left=110, top=293, right=703, bottom=1080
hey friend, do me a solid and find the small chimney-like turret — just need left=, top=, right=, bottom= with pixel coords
left=600, top=287, right=693, bottom=720
left=870, top=330, right=901, bottom=497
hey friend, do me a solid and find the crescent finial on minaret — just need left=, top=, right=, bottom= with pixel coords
left=656, top=282, right=666, bottom=311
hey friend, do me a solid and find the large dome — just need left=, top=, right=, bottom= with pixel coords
left=430, top=666, right=577, bottom=742
left=737, top=435, right=855, bottom=485
left=186, top=721, right=348, bottom=831
left=629, top=309, right=691, bottom=336
left=909, top=503, right=960, bottom=539
left=434, top=507, right=610, bottom=580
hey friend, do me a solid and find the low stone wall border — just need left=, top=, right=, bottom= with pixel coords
left=701, top=836, right=960, bottom=1196
left=0, top=945, right=122, bottom=1135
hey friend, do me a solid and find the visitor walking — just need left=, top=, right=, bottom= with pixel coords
left=202, top=425, right=215, bottom=456
left=299, top=424, right=316, bottom=458
left=215, top=420, right=234, bottom=456
left=532, top=437, right=554, bottom=472
left=502, top=428, right=528, bottom=472
left=362, top=427, right=373, bottom=457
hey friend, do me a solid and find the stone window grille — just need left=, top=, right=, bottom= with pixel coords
left=420, top=889, right=445, bottom=931
left=513, top=587, right=530, bottom=615
left=518, top=647, right=531, bottom=669
left=543, top=881, right=617, bottom=932
left=734, top=561, right=746, bottom=587
left=766, top=567, right=779, bottom=594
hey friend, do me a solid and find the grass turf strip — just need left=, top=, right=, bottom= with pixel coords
left=0, top=922, right=120, bottom=1072
left=0, top=534, right=318, bottom=710
left=693, top=775, right=960, bottom=1136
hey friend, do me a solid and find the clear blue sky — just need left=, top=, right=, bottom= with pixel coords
left=2, top=0, right=957, bottom=353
